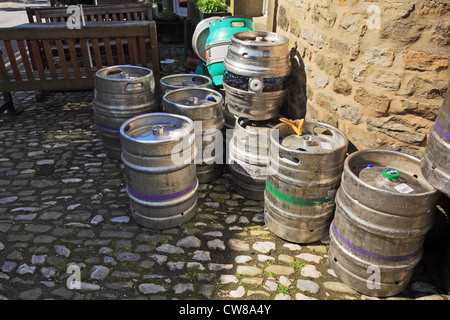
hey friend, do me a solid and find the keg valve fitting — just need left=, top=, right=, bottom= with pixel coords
left=152, top=125, right=164, bottom=136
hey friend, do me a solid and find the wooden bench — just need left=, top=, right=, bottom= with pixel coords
left=0, top=21, right=161, bottom=115
left=27, top=3, right=153, bottom=24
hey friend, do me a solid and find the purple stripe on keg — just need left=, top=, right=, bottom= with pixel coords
left=127, top=178, right=198, bottom=201
left=95, top=123, right=120, bottom=133
left=332, top=221, right=418, bottom=262
left=434, top=120, right=450, bottom=141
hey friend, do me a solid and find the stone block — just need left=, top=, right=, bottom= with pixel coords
left=314, top=53, right=343, bottom=77
left=404, top=51, right=449, bottom=71
left=366, top=115, right=429, bottom=144
left=372, top=70, right=402, bottom=91
left=380, top=20, right=425, bottom=45
left=389, top=97, right=441, bottom=121
left=314, top=72, right=329, bottom=88
left=333, top=78, right=352, bottom=96
left=406, top=77, right=448, bottom=99
left=354, top=87, right=390, bottom=113
left=383, top=2, right=415, bottom=19
left=312, top=4, right=337, bottom=28
left=349, top=66, right=367, bottom=82
left=418, top=1, right=450, bottom=16
left=364, top=46, right=395, bottom=67
left=315, top=92, right=336, bottom=112
left=431, top=21, right=450, bottom=47
left=301, top=28, right=328, bottom=49
left=340, top=13, right=366, bottom=35
left=330, top=39, right=360, bottom=60
left=338, top=104, right=361, bottom=125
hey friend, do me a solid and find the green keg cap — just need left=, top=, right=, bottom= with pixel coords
left=382, top=167, right=401, bottom=180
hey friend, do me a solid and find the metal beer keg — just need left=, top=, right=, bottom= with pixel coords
left=163, top=87, right=224, bottom=183
left=119, top=113, right=198, bottom=230
left=264, top=121, right=348, bottom=243
left=421, top=82, right=450, bottom=197
left=228, top=117, right=278, bottom=200
left=223, top=30, right=291, bottom=121
left=329, top=149, right=441, bottom=297
left=93, top=65, right=158, bottom=160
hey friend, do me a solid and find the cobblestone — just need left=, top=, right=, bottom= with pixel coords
left=0, top=43, right=448, bottom=301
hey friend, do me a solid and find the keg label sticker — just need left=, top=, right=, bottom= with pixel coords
left=320, top=142, right=333, bottom=150
left=394, top=183, right=414, bottom=194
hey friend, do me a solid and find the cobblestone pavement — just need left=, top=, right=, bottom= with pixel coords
left=0, top=44, right=449, bottom=301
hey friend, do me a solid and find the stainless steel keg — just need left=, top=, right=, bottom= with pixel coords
left=264, top=121, right=348, bottom=243
left=329, top=149, right=441, bottom=297
left=93, top=65, right=158, bottom=160
left=223, top=30, right=291, bottom=121
left=160, top=74, right=212, bottom=95
left=119, top=113, right=198, bottom=230
left=421, top=82, right=450, bottom=197
left=162, top=87, right=224, bottom=183
left=228, top=117, right=278, bottom=200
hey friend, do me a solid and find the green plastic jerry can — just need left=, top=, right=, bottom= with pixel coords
left=205, top=16, right=254, bottom=86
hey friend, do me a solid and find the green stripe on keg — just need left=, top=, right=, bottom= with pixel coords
left=266, top=180, right=335, bottom=206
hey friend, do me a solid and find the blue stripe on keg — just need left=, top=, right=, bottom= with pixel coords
left=222, top=69, right=289, bottom=92
left=332, top=221, right=419, bottom=262
left=434, top=120, right=450, bottom=141
left=95, top=123, right=120, bottom=133
left=127, top=178, right=198, bottom=201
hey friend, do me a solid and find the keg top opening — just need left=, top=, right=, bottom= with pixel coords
left=346, top=149, right=437, bottom=196
left=96, top=65, right=152, bottom=80
left=233, top=31, right=288, bottom=46
left=163, top=87, right=223, bottom=108
left=160, top=74, right=212, bottom=89
left=120, top=113, right=193, bottom=143
left=274, top=121, right=348, bottom=154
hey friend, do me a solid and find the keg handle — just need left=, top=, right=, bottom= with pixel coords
left=277, top=148, right=303, bottom=166
left=312, top=125, right=334, bottom=137
left=106, top=69, right=122, bottom=76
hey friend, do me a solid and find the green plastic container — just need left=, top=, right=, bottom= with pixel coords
left=205, top=16, right=254, bottom=86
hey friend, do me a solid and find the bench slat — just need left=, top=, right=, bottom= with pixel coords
left=0, top=51, right=10, bottom=81
left=42, top=40, right=59, bottom=80
left=4, top=40, right=22, bottom=81
left=138, top=36, right=147, bottom=68
left=54, top=39, right=70, bottom=79
left=90, top=38, right=103, bottom=71
left=29, top=40, right=46, bottom=81
left=80, top=38, right=93, bottom=78
left=116, top=37, right=125, bottom=65
left=17, top=40, right=34, bottom=81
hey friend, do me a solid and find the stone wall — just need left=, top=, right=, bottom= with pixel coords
left=272, top=0, right=449, bottom=157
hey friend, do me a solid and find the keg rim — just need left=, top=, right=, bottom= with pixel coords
left=271, top=120, right=348, bottom=155
left=119, top=112, right=194, bottom=144
left=344, top=149, right=439, bottom=197
left=231, top=30, right=289, bottom=47
left=160, top=74, right=213, bottom=89
left=95, top=65, right=153, bottom=80
left=162, top=87, right=223, bottom=110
